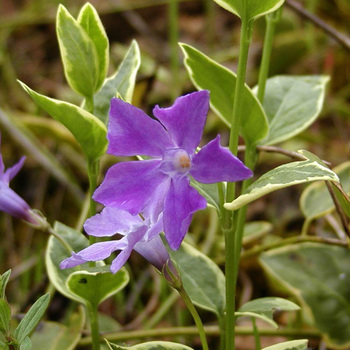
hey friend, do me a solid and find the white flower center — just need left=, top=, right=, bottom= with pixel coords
left=160, top=148, right=192, bottom=177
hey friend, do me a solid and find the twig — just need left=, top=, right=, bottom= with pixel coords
left=286, top=0, right=350, bottom=51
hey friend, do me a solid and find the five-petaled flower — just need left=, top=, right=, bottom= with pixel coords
left=93, top=90, right=252, bottom=250
left=0, top=134, right=39, bottom=225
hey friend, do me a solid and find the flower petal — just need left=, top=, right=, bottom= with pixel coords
left=108, top=98, right=173, bottom=157
left=134, top=235, right=170, bottom=271
left=60, top=240, right=126, bottom=269
left=93, top=159, right=168, bottom=215
left=190, top=135, right=253, bottom=183
left=84, top=207, right=143, bottom=237
left=153, top=90, right=209, bottom=155
left=4, top=157, right=25, bottom=183
left=163, top=177, right=207, bottom=250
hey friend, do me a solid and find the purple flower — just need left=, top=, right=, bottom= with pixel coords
left=93, top=90, right=252, bottom=250
left=60, top=205, right=169, bottom=273
left=0, top=135, right=39, bottom=225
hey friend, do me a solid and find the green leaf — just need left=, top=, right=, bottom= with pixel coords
left=19, top=337, right=31, bottom=350
left=1, top=270, right=11, bottom=299
left=262, top=339, right=308, bottom=350
left=56, top=5, right=99, bottom=99
left=0, top=339, right=8, bottom=350
left=181, top=43, right=268, bottom=146
left=31, top=307, right=85, bottom=350
left=212, top=0, right=285, bottom=21
left=190, top=178, right=220, bottom=212
left=225, top=150, right=339, bottom=211
left=236, top=297, right=299, bottom=328
left=106, top=340, right=194, bottom=350
left=243, top=221, right=272, bottom=245
left=170, top=242, right=225, bottom=317
left=77, top=3, right=109, bottom=92
left=66, top=267, right=129, bottom=307
left=258, top=76, right=329, bottom=146
left=0, top=300, right=11, bottom=333
left=93, top=40, right=141, bottom=124
left=14, top=294, right=50, bottom=345
left=46, top=222, right=90, bottom=302
left=300, top=161, right=350, bottom=220
left=19, top=82, right=107, bottom=161
left=260, top=243, right=350, bottom=348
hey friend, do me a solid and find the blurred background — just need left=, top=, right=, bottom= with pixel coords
left=0, top=1, right=349, bottom=349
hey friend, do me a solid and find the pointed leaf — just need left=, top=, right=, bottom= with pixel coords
left=300, top=161, right=350, bottom=220
left=46, top=222, right=91, bottom=302
left=19, top=82, right=107, bottom=161
left=1, top=270, right=11, bottom=299
left=31, top=307, right=85, bottom=350
left=0, top=300, right=11, bottom=334
left=66, top=267, right=129, bottom=307
left=170, top=242, right=225, bottom=317
left=93, top=40, right=141, bottom=124
left=77, top=3, right=109, bottom=92
left=14, top=294, right=50, bottom=344
left=106, top=340, right=194, bottom=350
left=212, top=0, right=285, bottom=21
left=19, top=337, right=31, bottom=350
left=260, top=243, right=350, bottom=348
left=258, top=76, right=329, bottom=146
left=262, top=340, right=308, bottom=350
left=225, top=150, right=339, bottom=211
left=181, top=43, right=268, bottom=146
left=56, top=5, right=99, bottom=99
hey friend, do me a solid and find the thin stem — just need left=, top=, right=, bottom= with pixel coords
left=87, top=303, right=101, bottom=350
left=169, top=0, right=180, bottom=101
left=87, top=159, right=100, bottom=245
left=47, top=226, right=73, bottom=253
left=77, top=325, right=321, bottom=346
left=252, top=318, right=261, bottom=350
left=257, top=7, right=283, bottom=103
left=225, top=16, right=253, bottom=350
left=178, top=287, right=209, bottom=350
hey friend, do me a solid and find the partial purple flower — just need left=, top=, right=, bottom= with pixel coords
left=60, top=206, right=169, bottom=274
left=94, top=90, right=253, bottom=250
left=0, top=135, right=39, bottom=225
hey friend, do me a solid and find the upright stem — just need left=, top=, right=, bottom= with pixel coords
left=169, top=0, right=180, bottom=101
left=257, top=7, right=283, bottom=103
left=225, top=17, right=253, bottom=350
left=252, top=318, right=261, bottom=350
left=178, top=288, right=209, bottom=350
left=87, top=159, right=100, bottom=245
left=87, top=302, right=101, bottom=350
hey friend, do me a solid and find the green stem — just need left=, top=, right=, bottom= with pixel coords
left=178, top=287, right=209, bottom=350
left=87, top=159, right=100, bottom=245
left=87, top=303, right=100, bottom=350
left=169, top=0, right=180, bottom=101
left=257, top=6, right=283, bottom=103
left=47, top=226, right=73, bottom=253
left=225, top=17, right=253, bottom=350
left=252, top=318, right=261, bottom=350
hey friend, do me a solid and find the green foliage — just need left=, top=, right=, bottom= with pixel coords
left=236, top=297, right=299, bottom=329
left=170, top=242, right=225, bottom=317
left=190, top=178, right=220, bottom=212
left=106, top=341, right=194, bottom=350
left=181, top=43, right=268, bottom=146
left=0, top=271, right=11, bottom=300
left=66, top=267, right=129, bottom=307
left=56, top=5, right=100, bottom=101
left=225, top=150, right=340, bottom=210
left=0, top=300, right=11, bottom=334
left=212, top=0, right=285, bottom=21
left=300, top=161, right=350, bottom=220
left=258, top=76, right=329, bottom=146
left=93, top=40, right=141, bottom=124
left=262, top=340, right=308, bottom=350
left=18, top=82, right=107, bottom=161
left=14, top=294, right=50, bottom=345
left=243, top=221, right=272, bottom=244
left=77, top=3, right=109, bottom=93
left=261, top=243, right=350, bottom=348
left=31, top=307, right=85, bottom=350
